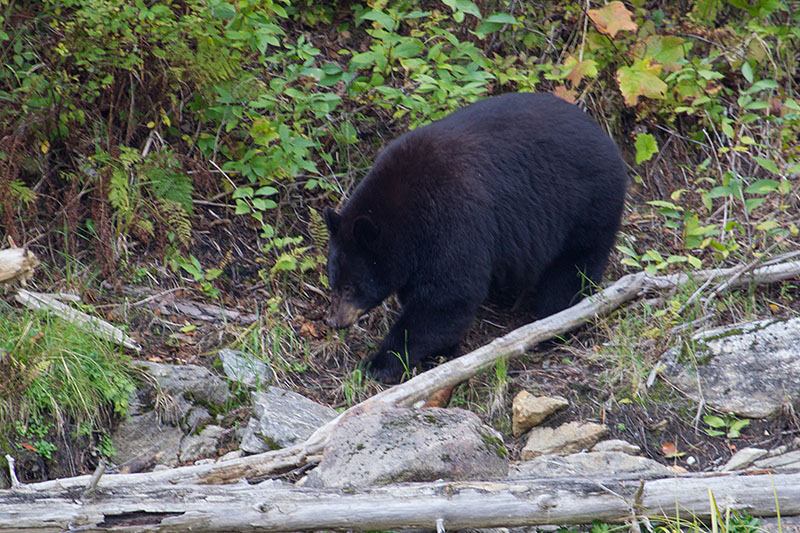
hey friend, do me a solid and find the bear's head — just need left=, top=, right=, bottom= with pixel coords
left=323, top=206, right=391, bottom=329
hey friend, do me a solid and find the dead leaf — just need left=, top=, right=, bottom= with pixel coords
left=299, top=321, right=319, bottom=339
left=661, top=442, right=678, bottom=456
left=424, top=385, right=455, bottom=407
left=552, top=85, right=576, bottom=103
left=668, top=465, right=689, bottom=474
left=588, top=1, right=637, bottom=38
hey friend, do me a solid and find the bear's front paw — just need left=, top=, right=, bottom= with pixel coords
left=364, top=351, right=410, bottom=383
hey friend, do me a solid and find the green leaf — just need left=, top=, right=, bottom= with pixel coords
left=703, top=415, right=726, bottom=428
left=686, top=255, right=702, bottom=268
left=232, top=187, right=254, bottom=199
left=212, top=2, right=236, bottom=19
left=637, top=35, right=686, bottom=72
left=755, top=220, right=779, bottom=231
left=741, top=62, right=754, bottom=83
left=234, top=199, right=251, bottom=215
left=721, top=122, right=735, bottom=138
left=442, top=0, right=482, bottom=19
left=360, top=9, right=394, bottom=31
left=753, top=156, right=780, bottom=174
left=255, top=186, right=279, bottom=196
left=744, top=179, right=779, bottom=194
left=391, top=39, right=424, bottom=58
left=634, top=133, right=658, bottom=164
left=484, top=12, right=517, bottom=24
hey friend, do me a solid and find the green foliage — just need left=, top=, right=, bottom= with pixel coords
left=704, top=413, right=750, bottom=439
left=2, top=0, right=798, bottom=293
left=0, top=301, right=137, bottom=459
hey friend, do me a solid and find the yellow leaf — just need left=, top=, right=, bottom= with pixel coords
left=588, top=1, right=638, bottom=38
left=147, top=121, right=155, bottom=129
left=40, top=141, right=50, bottom=154
left=616, top=58, right=666, bottom=106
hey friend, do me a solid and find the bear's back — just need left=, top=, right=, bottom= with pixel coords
left=342, top=93, right=627, bottom=295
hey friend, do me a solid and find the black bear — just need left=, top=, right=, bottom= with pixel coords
left=324, top=92, right=627, bottom=382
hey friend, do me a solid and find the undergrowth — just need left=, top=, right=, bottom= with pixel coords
left=0, top=300, right=137, bottom=465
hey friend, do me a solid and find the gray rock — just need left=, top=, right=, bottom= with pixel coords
left=219, top=348, right=272, bottom=388
left=183, top=405, right=213, bottom=434
left=510, top=451, right=670, bottom=478
left=511, top=391, right=569, bottom=437
left=179, top=425, right=225, bottom=463
left=521, top=421, right=608, bottom=460
left=753, top=449, right=800, bottom=470
left=240, top=386, right=338, bottom=453
left=719, top=447, right=768, bottom=472
left=592, top=439, right=641, bottom=455
left=308, top=404, right=508, bottom=488
left=660, top=317, right=800, bottom=417
left=136, top=361, right=230, bottom=407
left=112, top=410, right=183, bottom=468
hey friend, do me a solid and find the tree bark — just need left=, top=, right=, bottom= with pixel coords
left=2, top=472, right=799, bottom=532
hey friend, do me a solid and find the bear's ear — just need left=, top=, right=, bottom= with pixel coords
left=353, top=216, right=380, bottom=249
left=323, top=206, right=341, bottom=236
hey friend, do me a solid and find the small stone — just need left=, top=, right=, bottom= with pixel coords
left=511, top=391, right=569, bottom=437
left=219, top=449, right=245, bottom=462
left=591, top=439, right=640, bottom=455
left=719, top=447, right=768, bottom=472
left=521, top=421, right=608, bottom=460
left=179, top=425, right=225, bottom=463
left=219, top=348, right=272, bottom=388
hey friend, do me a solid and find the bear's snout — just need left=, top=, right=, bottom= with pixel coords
left=326, top=295, right=364, bottom=329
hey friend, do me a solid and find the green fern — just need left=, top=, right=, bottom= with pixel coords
left=145, top=152, right=194, bottom=215
left=308, top=207, right=328, bottom=249
left=157, top=199, right=192, bottom=248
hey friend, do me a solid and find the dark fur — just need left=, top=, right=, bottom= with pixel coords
left=324, top=93, right=628, bottom=382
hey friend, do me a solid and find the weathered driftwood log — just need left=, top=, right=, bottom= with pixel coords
left=0, top=247, right=38, bottom=285
left=14, top=289, right=142, bottom=352
left=1, top=472, right=799, bottom=532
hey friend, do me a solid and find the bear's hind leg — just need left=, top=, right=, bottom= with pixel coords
left=532, top=244, right=612, bottom=318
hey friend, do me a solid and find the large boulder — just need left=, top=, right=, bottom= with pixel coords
left=307, top=403, right=508, bottom=488
left=661, top=317, right=800, bottom=418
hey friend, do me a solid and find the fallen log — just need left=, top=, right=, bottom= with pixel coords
left=1, top=472, right=798, bottom=532
left=14, top=289, right=142, bottom=352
